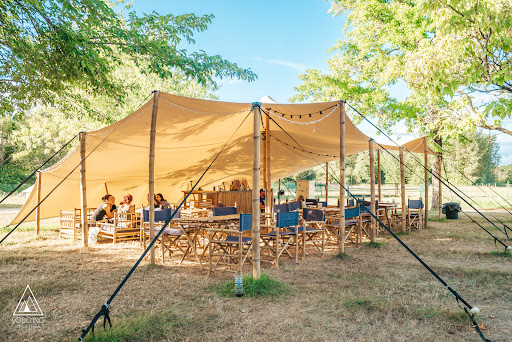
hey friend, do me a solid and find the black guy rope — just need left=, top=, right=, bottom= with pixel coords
left=262, top=104, right=491, bottom=341
left=346, top=102, right=512, bottom=243
left=0, top=132, right=79, bottom=204
left=78, top=106, right=254, bottom=341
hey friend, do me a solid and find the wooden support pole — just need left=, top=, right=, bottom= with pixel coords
left=252, top=103, right=261, bottom=279
left=263, top=116, right=267, bottom=193
left=148, top=91, right=160, bottom=264
left=265, top=111, right=272, bottom=224
left=339, top=102, right=346, bottom=253
left=325, top=162, right=329, bottom=204
left=278, top=179, right=281, bottom=205
left=369, top=140, right=376, bottom=242
left=377, top=149, right=382, bottom=202
left=424, top=137, right=429, bottom=229
left=438, top=155, right=442, bottom=220
left=80, top=132, right=88, bottom=247
left=35, top=171, right=42, bottom=236
left=400, top=147, right=406, bottom=232
left=104, top=183, right=109, bottom=195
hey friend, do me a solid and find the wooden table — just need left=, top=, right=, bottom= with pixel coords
left=173, top=214, right=240, bottom=269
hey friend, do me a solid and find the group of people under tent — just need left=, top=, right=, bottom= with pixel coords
left=91, top=192, right=171, bottom=222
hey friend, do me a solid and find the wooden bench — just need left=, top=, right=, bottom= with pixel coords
left=59, top=208, right=94, bottom=241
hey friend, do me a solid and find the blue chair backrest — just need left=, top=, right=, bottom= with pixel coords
left=408, top=199, right=424, bottom=209
left=345, top=206, right=360, bottom=220
left=213, top=206, right=237, bottom=216
left=239, top=214, right=252, bottom=231
left=143, top=208, right=180, bottom=222
left=288, top=201, right=302, bottom=211
left=359, top=203, right=372, bottom=214
left=274, top=203, right=290, bottom=213
left=303, top=208, right=325, bottom=221
left=276, top=211, right=299, bottom=227
left=347, top=198, right=355, bottom=207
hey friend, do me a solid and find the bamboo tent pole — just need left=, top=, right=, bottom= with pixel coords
left=80, top=131, right=88, bottom=247
left=400, top=147, right=406, bottom=232
left=424, top=137, right=429, bottom=229
left=265, top=112, right=272, bottom=224
left=104, top=183, right=109, bottom=195
left=325, top=162, right=329, bottom=204
left=252, top=103, right=261, bottom=279
left=369, top=140, right=376, bottom=242
left=35, top=171, right=41, bottom=236
left=339, top=102, right=346, bottom=253
left=377, top=149, right=382, bottom=202
left=278, top=179, right=281, bottom=205
left=148, top=91, right=160, bottom=265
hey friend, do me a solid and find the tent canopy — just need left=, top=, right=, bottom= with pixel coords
left=12, top=92, right=434, bottom=224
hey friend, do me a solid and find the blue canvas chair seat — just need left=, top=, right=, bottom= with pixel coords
left=288, top=201, right=303, bottom=211
left=326, top=206, right=363, bottom=247
left=260, top=211, right=300, bottom=267
left=207, top=213, right=253, bottom=276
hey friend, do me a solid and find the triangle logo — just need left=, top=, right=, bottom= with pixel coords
left=13, top=285, right=43, bottom=316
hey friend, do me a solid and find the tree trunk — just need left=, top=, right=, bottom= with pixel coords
left=431, top=136, right=442, bottom=209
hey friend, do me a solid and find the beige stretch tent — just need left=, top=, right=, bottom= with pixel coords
left=12, top=92, right=434, bottom=225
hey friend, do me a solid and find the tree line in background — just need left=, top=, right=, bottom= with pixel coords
left=284, top=130, right=505, bottom=186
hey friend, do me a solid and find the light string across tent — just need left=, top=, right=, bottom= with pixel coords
left=346, top=103, right=512, bottom=244
left=160, top=96, right=250, bottom=116
left=264, top=103, right=339, bottom=125
left=260, top=107, right=491, bottom=342
left=78, top=105, right=255, bottom=341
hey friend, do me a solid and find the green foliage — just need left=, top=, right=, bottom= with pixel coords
left=0, top=0, right=256, bottom=116
left=365, top=241, right=384, bottom=248
left=293, top=0, right=512, bottom=139
left=336, top=252, right=350, bottom=259
left=213, top=274, right=288, bottom=298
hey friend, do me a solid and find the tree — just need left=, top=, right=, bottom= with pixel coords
left=292, top=0, right=511, bottom=208
left=0, top=0, right=256, bottom=116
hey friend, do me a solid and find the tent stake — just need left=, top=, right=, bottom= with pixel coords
left=252, top=103, right=261, bottom=279
left=339, top=102, right=346, bottom=253
left=369, top=140, right=376, bottom=241
left=80, top=132, right=88, bottom=247
left=148, top=91, right=160, bottom=265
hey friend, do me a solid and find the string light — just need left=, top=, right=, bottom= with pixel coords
left=264, top=104, right=339, bottom=125
left=267, top=104, right=337, bottom=118
left=270, top=133, right=339, bottom=158
left=161, top=97, right=251, bottom=116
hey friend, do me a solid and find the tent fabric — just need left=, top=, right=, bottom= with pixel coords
left=11, top=93, right=435, bottom=225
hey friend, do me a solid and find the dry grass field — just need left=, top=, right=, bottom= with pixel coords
left=1, top=209, right=511, bottom=341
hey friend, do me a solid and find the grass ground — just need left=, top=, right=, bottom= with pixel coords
left=0, top=210, right=511, bottom=341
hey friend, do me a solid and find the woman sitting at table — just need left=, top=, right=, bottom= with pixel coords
left=156, top=193, right=170, bottom=209
left=119, top=194, right=135, bottom=213
left=92, top=194, right=116, bottom=222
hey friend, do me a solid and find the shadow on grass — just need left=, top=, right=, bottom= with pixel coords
left=212, top=273, right=288, bottom=298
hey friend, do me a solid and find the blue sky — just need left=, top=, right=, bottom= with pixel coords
left=130, top=0, right=512, bottom=165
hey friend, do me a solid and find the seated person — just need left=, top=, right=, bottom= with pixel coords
left=156, top=193, right=170, bottom=209
left=119, top=194, right=135, bottom=213
left=92, top=194, right=115, bottom=222
left=146, top=194, right=160, bottom=209
left=297, top=195, right=305, bottom=202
